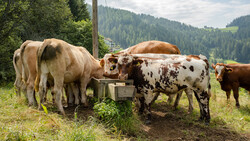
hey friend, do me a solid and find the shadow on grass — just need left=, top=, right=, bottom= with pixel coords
left=142, top=101, right=249, bottom=141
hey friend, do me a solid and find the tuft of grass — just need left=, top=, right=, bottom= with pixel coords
left=0, top=88, right=119, bottom=141
left=93, top=98, right=142, bottom=136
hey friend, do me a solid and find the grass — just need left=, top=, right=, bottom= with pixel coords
left=0, top=73, right=249, bottom=140
left=224, top=59, right=239, bottom=64
left=219, top=26, right=239, bottom=33
left=204, top=26, right=238, bottom=33
left=156, top=73, right=250, bottom=133
left=0, top=88, right=118, bottom=141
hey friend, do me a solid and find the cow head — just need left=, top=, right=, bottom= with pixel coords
left=212, top=63, right=232, bottom=82
left=117, top=54, right=143, bottom=80
left=101, top=54, right=119, bottom=79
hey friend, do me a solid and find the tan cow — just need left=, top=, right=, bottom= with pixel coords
left=35, top=38, right=104, bottom=115
left=20, top=40, right=44, bottom=106
left=13, top=49, right=26, bottom=97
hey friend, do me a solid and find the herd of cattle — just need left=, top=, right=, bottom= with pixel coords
left=13, top=38, right=250, bottom=125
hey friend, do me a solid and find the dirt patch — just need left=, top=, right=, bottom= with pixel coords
left=48, top=99, right=249, bottom=141
left=141, top=102, right=249, bottom=141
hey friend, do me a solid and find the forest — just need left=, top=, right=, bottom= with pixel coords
left=88, top=6, right=250, bottom=64
left=0, top=0, right=109, bottom=85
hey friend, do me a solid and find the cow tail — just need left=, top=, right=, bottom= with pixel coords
left=35, top=39, right=48, bottom=92
left=13, top=49, right=21, bottom=77
left=208, top=68, right=212, bottom=98
left=208, top=82, right=211, bottom=98
left=20, top=40, right=32, bottom=84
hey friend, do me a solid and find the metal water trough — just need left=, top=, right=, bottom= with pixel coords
left=90, top=78, right=135, bottom=101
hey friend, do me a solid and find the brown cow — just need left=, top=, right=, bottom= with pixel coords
left=118, top=40, right=180, bottom=54
left=20, top=40, right=43, bottom=106
left=35, top=38, right=104, bottom=115
left=13, top=49, right=26, bottom=97
left=102, top=40, right=181, bottom=78
left=212, top=63, right=250, bottom=107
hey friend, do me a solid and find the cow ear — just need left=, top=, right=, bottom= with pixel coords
left=211, top=64, right=216, bottom=69
left=226, top=68, right=233, bottom=72
left=100, top=59, right=104, bottom=67
left=133, top=59, right=143, bottom=66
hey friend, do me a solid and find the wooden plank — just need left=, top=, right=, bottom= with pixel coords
left=92, top=0, right=98, bottom=58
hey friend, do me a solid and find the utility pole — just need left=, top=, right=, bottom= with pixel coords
left=92, top=0, right=98, bottom=59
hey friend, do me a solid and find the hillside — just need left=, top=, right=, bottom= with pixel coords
left=88, top=5, right=250, bottom=63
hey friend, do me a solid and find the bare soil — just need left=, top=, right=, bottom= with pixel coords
left=59, top=100, right=249, bottom=141
left=141, top=102, right=249, bottom=141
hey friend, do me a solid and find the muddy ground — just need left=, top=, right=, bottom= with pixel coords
left=61, top=100, right=249, bottom=141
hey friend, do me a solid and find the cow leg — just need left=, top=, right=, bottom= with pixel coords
left=173, top=90, right=183, bottom=110
left=71, top=83, right=80, bottom=105
left=133, top=93, right=144, bottom=114
left=21, top=82, right=28, bottom=101
left=144, top=91, right=156, bottom=124
left=144, top=103, right=152, bottom=125
left=138, top=97, right=145, bottom=114
left=54, top=79, right=65, bottom=116
left=38, top=73, right=48, bottom=110
left=65, top=84, right=73, bottom=106
left=194, top=90, right=210, bottom=125
left=167, top=94, right=174, bottom=104
left=80, top=78, right=90, bottom=107
left=185, top=89, right=194, bottom=113
left=14, top=77, right=21, bottom=97
left=26, top=81, right=37, bottom=107
left=226, top=91, right=231, bottom=101
left=232, top=88, right=240, bottom=108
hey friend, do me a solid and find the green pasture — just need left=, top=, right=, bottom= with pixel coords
left=204, top=26, right=238, bottom=33
left=219, top=26, right=239, bottom=33
left=0, top=73, right=249, bottom=140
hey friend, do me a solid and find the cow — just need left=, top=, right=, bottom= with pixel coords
left=212, top=63, right=250, bottom=107
left=114, top=53, right=211, bottom=124
left=35, top=38, right=104, bottom=116
left=20, top=40, right=43, bottom=106
left=102, top=40, right=181, bottom=79
left=13, top=49, right=26, bottom=97
left=101, top=41, right=194, bottom=112
left=105, top=54, right=194, bottom=113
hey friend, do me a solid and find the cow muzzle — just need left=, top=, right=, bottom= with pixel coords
left=118, top=74, right=128, bottom=81
left=216, top=77, right=222, bottom=82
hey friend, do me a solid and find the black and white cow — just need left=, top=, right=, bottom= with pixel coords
left=114, top=53, right=211, bottom=124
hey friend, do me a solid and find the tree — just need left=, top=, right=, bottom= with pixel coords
left=68, top=0, right=90, bottom=22
left=21, top=0, right=72, bottom=41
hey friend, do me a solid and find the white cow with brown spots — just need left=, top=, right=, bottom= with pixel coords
left=114, top=54, right=211, bottom=124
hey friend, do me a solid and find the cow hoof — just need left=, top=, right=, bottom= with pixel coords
left=82, top=103, right=88, bottom=108
left=145, top=120, right=151, bottom=125
left=236, top=104, right=240, bottom=108
left=204, top=122, right=210, bottom=126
